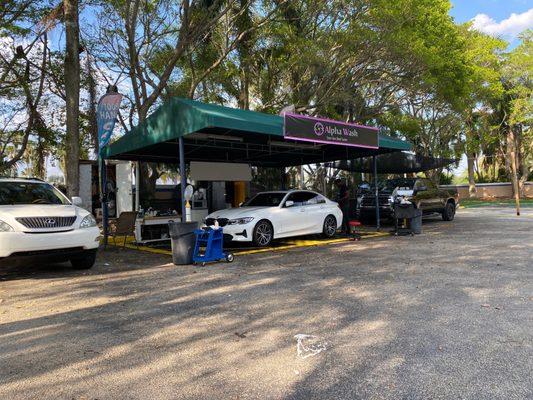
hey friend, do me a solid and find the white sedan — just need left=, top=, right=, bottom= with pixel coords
left=204, top=190, right=343, bottom=247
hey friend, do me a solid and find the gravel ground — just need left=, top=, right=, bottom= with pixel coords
left=0, top=207, right=532, bottom=400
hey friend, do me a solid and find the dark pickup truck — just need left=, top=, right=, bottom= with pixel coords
left=358, top=178, right=459, bottom=221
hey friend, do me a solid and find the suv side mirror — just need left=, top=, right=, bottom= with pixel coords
left=71, top=196, right=83, bottom=207
left=285, top=200, right=294, bottom=207
left=418, top=186, right=427, bottom=192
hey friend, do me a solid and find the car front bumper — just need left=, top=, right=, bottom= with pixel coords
left=0, top=227, right=101, bottom=258
left=218, top=224, right=254, bottom=243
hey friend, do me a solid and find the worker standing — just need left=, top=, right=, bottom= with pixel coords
left=335, top=178, right=350, bottom=235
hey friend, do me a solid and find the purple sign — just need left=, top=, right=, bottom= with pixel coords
left=97, top=93, right=123, bottom=150
left=284, top=113, right=379, bottom=149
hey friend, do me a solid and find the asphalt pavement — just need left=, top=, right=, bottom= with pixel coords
left=0, top=207, right=532, bottom=400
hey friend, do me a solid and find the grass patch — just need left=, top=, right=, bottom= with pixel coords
left=460, top=198, right=533, bottom=208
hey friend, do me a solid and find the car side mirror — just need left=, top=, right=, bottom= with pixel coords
left=71, top=196, right=83, bottom=207
left=416, top=186, right=427, bottom=193
left=285, top=200, right=294, bottom=207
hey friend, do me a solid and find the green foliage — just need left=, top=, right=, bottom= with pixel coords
left=1, top=0, right=531, bottom=187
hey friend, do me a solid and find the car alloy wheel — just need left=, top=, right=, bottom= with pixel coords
left=254, top=220, right=273, bottom=247
left=323, top=215, right=337, bottom=237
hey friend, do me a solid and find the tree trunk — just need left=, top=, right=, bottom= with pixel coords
left=515, top=125, right=528, bottom=197
left=138, top=162, right=161, bottom=209
left=467, top=153, right=476, bottom=198
left=86, top=56, right=98, bottom=155
left=64, top=0, right=80, bottom=198
left=507, top=127, right=520, bottom=216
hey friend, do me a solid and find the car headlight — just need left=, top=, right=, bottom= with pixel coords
left=79, top=214, right=97, bottom=229
left=228, top=217, right=254, bottom=225
left=0, top=219, right=14, bottom=232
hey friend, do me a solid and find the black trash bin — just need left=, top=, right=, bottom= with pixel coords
left=409, top=208, right=423, bottom=234
left=168, top=222, right=199, bottom=265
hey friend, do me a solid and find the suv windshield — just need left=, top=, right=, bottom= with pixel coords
left=372, top=178, right=416, bottom=192
left=0, top=182, right=70, bottom=205
left=243, top=192, right=285, bottom=207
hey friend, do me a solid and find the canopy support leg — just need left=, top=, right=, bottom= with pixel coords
left=373, top=155, right=380, bottom=231
left=100, top=156, right=109, bottom=246
left=135, top=161, right=140, bottom=211
left=179, top=137, right=187, bottom=222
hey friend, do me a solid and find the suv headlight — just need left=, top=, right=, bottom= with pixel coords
left=0, top=219, right=14, bottom=232
left=228, top=217, right=254, bottom=225
left=79, top=214, right=97, bottom=229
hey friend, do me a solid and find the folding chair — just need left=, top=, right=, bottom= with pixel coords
left=109, top=211, right=138, bottom=247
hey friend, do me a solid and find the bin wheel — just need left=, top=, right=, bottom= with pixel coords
left=202, top=262, right=206, bottom=267
left=226, top=253, right=234, bottom=263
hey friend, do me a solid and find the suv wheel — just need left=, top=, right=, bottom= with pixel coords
left=322, top=215, right=337, bottom=238
left=70, top=249, right=97, bottom=269
left=253, top=220, right=273, bottom=247
left=442, top=201, right=455, bottom=221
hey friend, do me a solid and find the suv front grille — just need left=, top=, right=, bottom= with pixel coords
left=16, top=216, right=77, bottom=229
left=361, top=196, right=391, bottom=207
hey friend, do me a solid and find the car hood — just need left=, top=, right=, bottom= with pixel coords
left=0, top=204, right=85, bottom=219
left=207, top=206, right=273, bottom=220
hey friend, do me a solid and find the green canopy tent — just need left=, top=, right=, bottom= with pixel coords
left=103, top=97, right=411, bottom=230
left=104, top=97, right=410, bottom=165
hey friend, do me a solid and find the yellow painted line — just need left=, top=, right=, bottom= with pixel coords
left=105, top=231, right=390, bottom=257
left=103, top=236, right=173, bottom=256
left=231, top=231, right=389, bottom=256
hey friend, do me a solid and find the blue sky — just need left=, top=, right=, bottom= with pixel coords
left=450, top=0, right=531, bottom=23
left=450, top=1, right=533, bottom=47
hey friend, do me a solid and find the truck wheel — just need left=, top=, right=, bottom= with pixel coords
left=70, top=249, right=97, bottom=269
left=442, top=201, right=455, bottom=221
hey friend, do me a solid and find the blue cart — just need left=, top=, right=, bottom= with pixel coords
left=192, top=228, right=234, bottom=266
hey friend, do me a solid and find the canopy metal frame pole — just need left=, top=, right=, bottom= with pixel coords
left=135, top=161, right=140, bottom=211
left=373, top=155, right=380, bottom=231
left=179, top=136, right=187, bottom=222
left=100, top=156, right=109, bottom=246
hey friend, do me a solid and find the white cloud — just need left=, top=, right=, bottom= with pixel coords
left=471, top=9, right=533, bottom=38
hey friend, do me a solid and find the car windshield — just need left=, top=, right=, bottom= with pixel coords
left=0, top=182, right=70, bottom=205
left=373, top=178, right=416, bottom=192
left=243, top=192, right=285, bottom=207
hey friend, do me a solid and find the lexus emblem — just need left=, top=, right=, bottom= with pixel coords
left=45, top=218, right=56, bottom=226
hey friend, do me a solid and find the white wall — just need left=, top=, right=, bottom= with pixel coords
left=79, top=164, right=93, bottom=211
left=116, top=162, right=133, bottom=216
